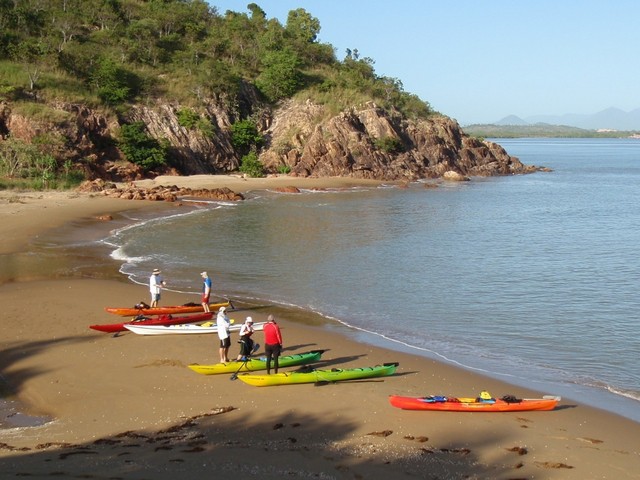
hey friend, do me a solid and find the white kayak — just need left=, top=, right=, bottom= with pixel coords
left=124, top=321, right=265, bottom=335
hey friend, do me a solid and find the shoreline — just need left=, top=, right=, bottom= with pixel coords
left=1, top=177, right=639, bottom=479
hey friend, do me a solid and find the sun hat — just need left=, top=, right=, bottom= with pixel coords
left=219, top=306, right=226, bottom=313
left=246, top=316, right=253, bottom=323
left=200, top=271, right=207, bottom=276
left=152, top=269, right=161, bottom=274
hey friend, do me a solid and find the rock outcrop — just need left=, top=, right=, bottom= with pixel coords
left=77, top=179, right=244, bottom=202
left=260, top=100, right=535, bottom=181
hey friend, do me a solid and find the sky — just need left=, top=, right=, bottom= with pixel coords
left=208, top=1, right=640, bottom=125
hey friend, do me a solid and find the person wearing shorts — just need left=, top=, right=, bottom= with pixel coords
left=216, top=306, right=231, bottom=362
left=200, top=271, right=212, bottom=312
left=149, top=269, right=165, bottom=307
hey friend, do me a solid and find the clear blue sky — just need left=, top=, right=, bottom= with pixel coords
left=209, top=1, right=640, bottom=125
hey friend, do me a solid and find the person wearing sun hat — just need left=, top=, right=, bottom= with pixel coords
left=216, top=306, right=231, bottom=362
left=200, top=271, right=212, bottom=312
left=149, top=268, right=166, bottom=308
left=236, top=316, right=256, bottom=361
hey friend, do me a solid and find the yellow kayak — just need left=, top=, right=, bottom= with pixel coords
left=188, top=350, right=325, bottom=375
left=236, top=363, right=399, bottom=387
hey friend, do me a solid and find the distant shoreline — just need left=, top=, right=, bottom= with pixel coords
left=463, top=124, right=640, bottom=138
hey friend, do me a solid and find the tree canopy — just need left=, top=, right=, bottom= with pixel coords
left=0, top=0, right=433, bottom=118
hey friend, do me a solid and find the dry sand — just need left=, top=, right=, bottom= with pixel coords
left=1, top=176, right=639, bottom=479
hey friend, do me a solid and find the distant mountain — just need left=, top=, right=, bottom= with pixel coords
left=492, top=107, right=640, bottom=131
left=495, top=115, right=528, bottom=126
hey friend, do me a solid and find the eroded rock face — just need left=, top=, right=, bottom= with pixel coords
left=1, top=96, right=539, bottom=184
left=125, top=103, right=238, bottom=175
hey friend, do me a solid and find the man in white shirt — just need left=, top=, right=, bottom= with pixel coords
left=216, top=306, right=231, bottom=362
left=149, top=269, right=166, bottom=307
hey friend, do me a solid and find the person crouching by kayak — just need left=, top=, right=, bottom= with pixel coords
left=263, top=314, right=283, bottom=374
left=216, top=306, right=231, bottom=363
left=236, top=316, right=256, bottom=361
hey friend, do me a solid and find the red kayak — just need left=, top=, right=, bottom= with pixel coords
left=90, top=311, right=214, bottom=333
left=104, top=300, right=231, bottom=317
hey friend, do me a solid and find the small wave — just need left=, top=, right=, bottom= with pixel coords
left=180, top=199, right=238, bottom=208
left=110, top=247, right=151, bottom=263
left=577, top=378, right=640, bottom=403
left=109, top=207, right=207, bottom=238
left=606, top=386, right=640, bottom=402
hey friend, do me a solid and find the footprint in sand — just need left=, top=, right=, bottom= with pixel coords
left=403, top=435, right=429, bottom=443
left=506, top=446, right=528, bottom=455
left=535, top=461, right=574, bottom=469
left=577, top=437, right=603, bottom=444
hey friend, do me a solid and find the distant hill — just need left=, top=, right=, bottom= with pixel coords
left=462, top=123, right=639, bottom=139
left=495, top=115, right=528, bottom=126
left=487, top=107, right=640, bottom=131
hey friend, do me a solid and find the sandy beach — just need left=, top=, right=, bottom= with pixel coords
left=1, top=176, right=639, bottom=479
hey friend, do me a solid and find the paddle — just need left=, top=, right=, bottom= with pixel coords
left=229, top=343, right=260, bottom=380
left=314, top=379, right=386, bottom=386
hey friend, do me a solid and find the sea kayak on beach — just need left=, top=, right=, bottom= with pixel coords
left=89, top=311, right=214, bottom=333
left=388, top=394, right=561, bottom=412
left=188, top=350, right=326, bottom=375
left=104, top=300, right=232, bottom=316
left=125, top=321, right=265, bottom=335
left=236, top=362, right=399, bottom=386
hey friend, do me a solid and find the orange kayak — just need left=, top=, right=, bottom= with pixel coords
left=104, top=300, right=231, bottom=316
left=389, top=394, right=560, bottom=412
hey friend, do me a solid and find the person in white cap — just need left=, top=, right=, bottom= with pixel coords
left=200, top=271, right=212, bottom=312
left=236, top=317, right=256, bottom=361
left=216, top=306, right=231, bottom=362
left=149, top=269, right=166, bottom=308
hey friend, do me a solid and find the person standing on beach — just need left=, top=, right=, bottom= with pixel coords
left=236, top=316, right=256, bottom=361
left=200, top=271, right=212, bottom=312
left=263, top=314, right=283, bottom=374
left=216, top=306, right=231, bottom=362
left=149, top=269, right=166, bottom=308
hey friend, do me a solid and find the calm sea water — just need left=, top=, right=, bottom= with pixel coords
left=105, top=138, right=640, bottom=422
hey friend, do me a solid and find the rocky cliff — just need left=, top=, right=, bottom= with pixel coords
left=0, top=96, right=539, bottom=183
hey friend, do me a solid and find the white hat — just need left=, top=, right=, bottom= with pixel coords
left=200, top=271, right=207, bottom=276
left=246, top=316, right=253, bottom=323
left=152, top=269, right=161, bottom=274
left=219, top=306, right=226, bottom=313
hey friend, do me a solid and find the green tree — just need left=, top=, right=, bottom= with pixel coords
left=9, top=39, right=51, bottom=90
left=256, top=48, right=302, bottom=101
left=177, top=108, right=200, bottom=129
left=118, top=122, right=168, bottom=171
left=230, top=119, right=263, bottom=155
left=239, top=151, right=264, bottom=177
left=374, top=136, right=404, bottom=154
left=285, top=8, right=320, bottom=45
left=91, top=57, right=141, bottom=104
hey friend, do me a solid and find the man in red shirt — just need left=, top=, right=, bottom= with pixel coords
left=263, top=314, right=283, bottom=374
